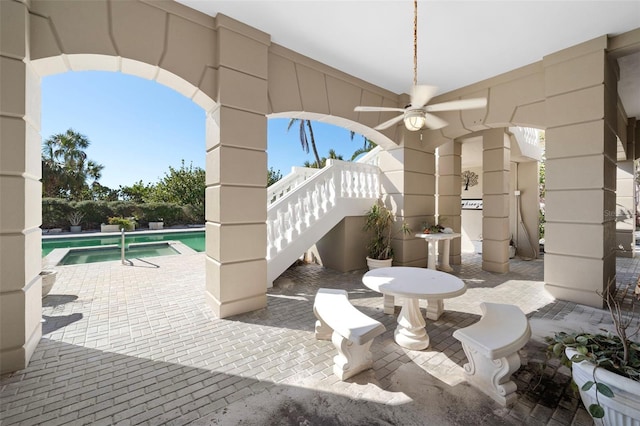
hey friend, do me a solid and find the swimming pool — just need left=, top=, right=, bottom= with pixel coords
left=42, top=229, right=205, bottom=256
left=58, top=243, right=180, bottom=265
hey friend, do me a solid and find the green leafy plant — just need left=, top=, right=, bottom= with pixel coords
left=546, top=279, right=640, bottom=419
left=420, top=221, right=444, bottom=234
left=363, top=200, right=410, bottom=260
left=107, top=216, right=135, bottom=231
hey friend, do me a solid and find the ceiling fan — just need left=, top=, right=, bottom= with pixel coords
left=354, top=1, right=487, bottom=132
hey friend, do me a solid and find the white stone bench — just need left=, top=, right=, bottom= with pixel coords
left=452, top=302, right=531, bottom=407
left=313, top=288, right=386, bottom=380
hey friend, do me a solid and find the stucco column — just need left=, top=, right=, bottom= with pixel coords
left=543, top=37, right=617, bottom=308
left=437, top=140, right=462, bottom=265
left=0, top=0, right=43, bottom=373
left=204, top=17, right=270, bottom=318
left=379, top=130, right=436, bottom=267
left=482, top=128, right=511, bottom=273
left=616, top=160, right=635, bottom=257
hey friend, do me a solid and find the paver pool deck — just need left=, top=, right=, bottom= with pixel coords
left=2, top=250, right=640, bottom=425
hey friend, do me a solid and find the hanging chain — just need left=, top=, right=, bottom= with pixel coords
left=413, top=0, right=418, bottom=86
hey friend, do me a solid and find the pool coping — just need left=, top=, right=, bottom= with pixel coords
left=44, top=240, right=198, bottom=267
left=42, top=226, right=205, bottom=240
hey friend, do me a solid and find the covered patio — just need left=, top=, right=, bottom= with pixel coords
left=3, top=250, right=639, bottom=425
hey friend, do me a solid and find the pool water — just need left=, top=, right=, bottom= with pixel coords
left=59, top=244, right=179, bottom=265
left=42, top=230, right=205, bottom=256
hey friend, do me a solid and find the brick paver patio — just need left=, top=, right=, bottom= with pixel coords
left=2, top=250, right=639, bottom=425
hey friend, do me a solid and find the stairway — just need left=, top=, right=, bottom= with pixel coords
left=266, top=156, right=380, bottom=285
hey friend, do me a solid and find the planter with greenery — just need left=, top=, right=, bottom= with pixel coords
left=546, top=281, right=640, bottom=422
left=148, top=219, right=164, bottom=230
left=101, top=216, right=135, bottom=232
left=68, top=211, right=85, bottom=233
left=363, top=200, right=410, bottom=269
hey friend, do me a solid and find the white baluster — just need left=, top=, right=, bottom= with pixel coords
left=304, top=190, right=313, bottom=227
left=312, top=185, right=321, bottom=220
left=353, top=169, right=360, bottom=198
left=320, top=180, right=329, bottom=213
left=295, top=197, right=305, bottom=234
left=276, top=208, right=287, bottom=250
left=343, top=168, right=351, bottom=198
left=287, top=201, right=298, bottom=240
left=266, top=218, right=275, bottom=259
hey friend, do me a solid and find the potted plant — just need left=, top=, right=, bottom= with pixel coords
left=67, top=211, right=84, bottom=233
left=101, top=216, right=135, bottom=232
left=149, top=218, right=164, bottom=230
left=546, top=280, right=640, bottom=422
left=363, top=200, right=410, bottom=269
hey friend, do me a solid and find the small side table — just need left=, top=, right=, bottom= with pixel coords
left=414, top=233, right=461, bottom=272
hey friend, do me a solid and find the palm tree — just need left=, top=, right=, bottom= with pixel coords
left=287, top=119, right=322, bottom=167
left=303, top=149, right=343, bottom=169
left=349, top=131, right=377, bottom=161
left=42, top=129, right=103, bottom=200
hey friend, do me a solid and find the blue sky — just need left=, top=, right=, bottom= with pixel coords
left=42, top=71, right=366, bottom=190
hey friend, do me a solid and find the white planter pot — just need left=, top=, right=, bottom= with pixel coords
left=567, top=348, right=640, bottom=425
left=366, top=257, right=393, bottom=270
left=70, top=225, right=82, bottom=233
left=40, top=270, right=57, bottom=297
left=101, top=224, right=121, bottom=233
left=149, top=221, right=164, bottom=230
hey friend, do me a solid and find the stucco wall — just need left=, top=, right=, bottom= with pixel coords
left=461, top=166, right=483, bottom=252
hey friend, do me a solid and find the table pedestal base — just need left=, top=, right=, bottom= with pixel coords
left=438, top=239, right=453, bottom=272
left=417, top=234, right=460, bottom=272
left=426, top=299, right=444, bottom=320
left=394, top=298, right=429, bottom=350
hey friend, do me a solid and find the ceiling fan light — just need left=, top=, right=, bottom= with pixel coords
left=404, top=110, right=426, bottom=131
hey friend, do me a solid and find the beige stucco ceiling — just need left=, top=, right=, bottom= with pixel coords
left=177, top=1, right=640, bottom=119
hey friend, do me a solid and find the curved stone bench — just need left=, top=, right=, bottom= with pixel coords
left=452, top=302, right=531, bottom=407
left=313, top=288, right=386, bottom=380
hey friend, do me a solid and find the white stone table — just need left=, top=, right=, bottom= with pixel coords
left=414, top=232, right=461, bottom=272
left=362, top=266, right=466, bottom=350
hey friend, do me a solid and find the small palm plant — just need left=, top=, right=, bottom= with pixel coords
left=363, top=200, right=410, bottom=260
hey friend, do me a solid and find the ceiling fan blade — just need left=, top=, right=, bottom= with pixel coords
left=423, top=113, right=449, bottom=130
left=374, top=114, right=404, bottom=130
left=354, top=106, right=405, bottom=113
left=425, top=98, right=487, bottom=112
left=410, top=85, right=438, bottom=108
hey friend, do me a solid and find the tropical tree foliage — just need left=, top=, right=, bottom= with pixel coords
left=147, top=160, right=205, bottom=217
left=119, top=180, right=155, bottom=203
left=287, top=118, right=322, bottom=167
left=267, top=167, right=282, bottom=186
left=303, top=149, right=343, bottom=169
left=350, top=139, right=377, bottom=161
left=42, top=129, right=105, bottom=200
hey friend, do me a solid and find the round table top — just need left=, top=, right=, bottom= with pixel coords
left=414, top=232, right=461, bottom=241
left=362, top=266, right=466, bottom=299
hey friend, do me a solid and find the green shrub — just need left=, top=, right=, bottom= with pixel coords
left=41, top=199, right=202, bottom=230
left=42, top=198, right=74, bottom=229
left=137, top=203, right=186, bottom=227
left=107, top=201, right=137, bottom=219
left=107, top=216, right=135, bottom=231
left=74, top=200, right=111, bottom=229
